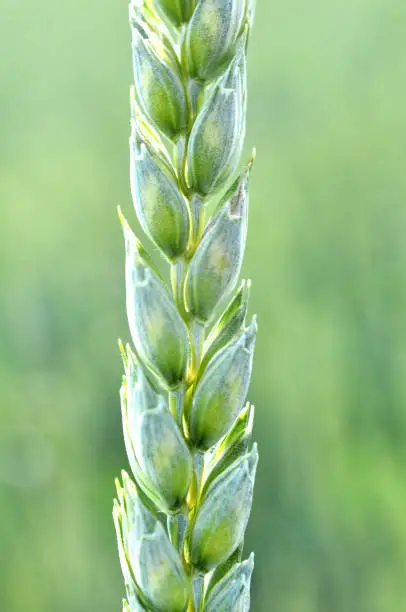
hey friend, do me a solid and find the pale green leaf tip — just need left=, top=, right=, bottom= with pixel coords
left=117, top=206, right=128, bottom=233
left=248, top=148, right=256, bottom=172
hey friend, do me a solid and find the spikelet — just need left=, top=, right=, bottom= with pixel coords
left=114, top=1, right=258, bottom=609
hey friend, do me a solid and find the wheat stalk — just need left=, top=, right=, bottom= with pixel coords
left=113, top=1, right=258, bottom=610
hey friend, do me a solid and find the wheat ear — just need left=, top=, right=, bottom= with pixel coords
left=113, top=1, right=258, bottom=610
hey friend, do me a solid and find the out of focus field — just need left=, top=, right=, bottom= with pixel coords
left=1, top=1, right=405, bottom=610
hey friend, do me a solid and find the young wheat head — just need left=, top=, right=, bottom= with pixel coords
left=113, top=1, right=258, bottom=610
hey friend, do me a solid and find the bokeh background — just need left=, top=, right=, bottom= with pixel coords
left=1, top=0, right=405, bottom=610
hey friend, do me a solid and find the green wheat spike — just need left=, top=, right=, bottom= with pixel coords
left=113, top=1, right=258, bottom=610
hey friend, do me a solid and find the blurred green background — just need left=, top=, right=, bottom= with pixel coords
left=1, top=0, right=405, bottom=610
